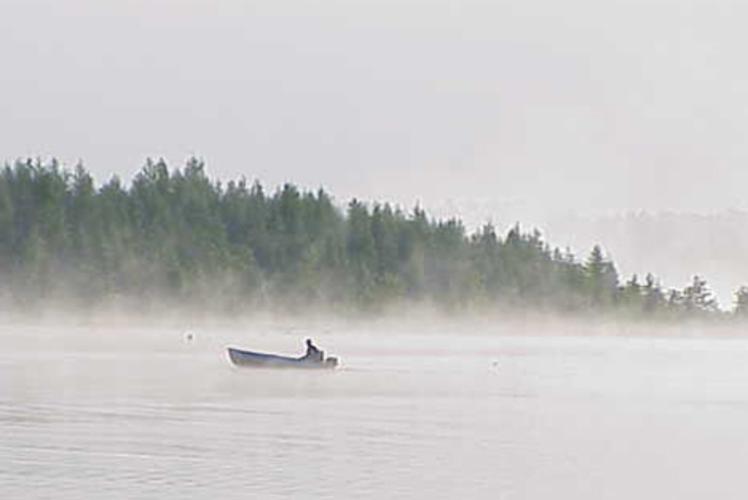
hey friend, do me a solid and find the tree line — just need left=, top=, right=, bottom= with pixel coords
left=1, top=158, right=747, bottom=319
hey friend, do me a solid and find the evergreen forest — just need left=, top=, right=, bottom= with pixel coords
left=1, top=158, right=746, bottom=319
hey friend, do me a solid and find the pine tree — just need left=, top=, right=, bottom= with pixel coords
left=682, top=275, right=718, bottom=316
left=584, top=245, right=618, bottom=309
left=642, top=273, right=665, bottom=316
left=735, top=286, right=748, bottom=318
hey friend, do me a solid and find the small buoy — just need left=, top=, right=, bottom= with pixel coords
left=184, top=331, right=195, bottom=342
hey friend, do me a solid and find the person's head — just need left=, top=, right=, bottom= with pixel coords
left=306, top=338, right=312, bottom=347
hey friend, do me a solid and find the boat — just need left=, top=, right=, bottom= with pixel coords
left=227, top=347, right=339, bottom=369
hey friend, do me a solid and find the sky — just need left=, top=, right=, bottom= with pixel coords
left=2, top=0, right=748, bottom=226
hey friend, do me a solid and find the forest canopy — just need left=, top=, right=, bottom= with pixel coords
left=0, top=158, right=744, bottom=319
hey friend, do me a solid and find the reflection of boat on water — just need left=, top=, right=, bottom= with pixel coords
left=227, top=347, right=339, bottom=369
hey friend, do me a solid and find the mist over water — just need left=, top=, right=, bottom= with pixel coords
left=3, top=318, right=748, bottom=499
left=4, top=0, right=748, bottom=496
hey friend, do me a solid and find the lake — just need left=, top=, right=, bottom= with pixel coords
left=2, top=322, right=748, bottom=499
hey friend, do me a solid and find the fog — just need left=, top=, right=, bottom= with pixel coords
left=4, top=1, right=748, bottom=497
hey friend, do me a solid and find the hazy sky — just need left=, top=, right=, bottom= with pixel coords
left=2, top=0, right=747, bottom=224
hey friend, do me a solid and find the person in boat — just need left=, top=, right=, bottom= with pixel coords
left=304, top=338, right=323, bottom=362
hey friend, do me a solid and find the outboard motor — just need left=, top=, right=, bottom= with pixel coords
left=325, top=357, right=339, bottom=369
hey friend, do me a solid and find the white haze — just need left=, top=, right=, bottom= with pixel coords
left=5, top=2, right=748, bottom=498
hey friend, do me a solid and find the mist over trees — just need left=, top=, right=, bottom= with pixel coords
left=0, top=158, right=744, bottom=319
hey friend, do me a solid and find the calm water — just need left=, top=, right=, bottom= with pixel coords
left=3, top=324, right=748, bottom=499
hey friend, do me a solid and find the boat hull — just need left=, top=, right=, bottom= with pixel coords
left=227, top=347, right=337, bottom=369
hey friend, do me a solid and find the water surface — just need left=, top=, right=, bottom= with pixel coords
left=2, top=325, right=748, bottom=499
